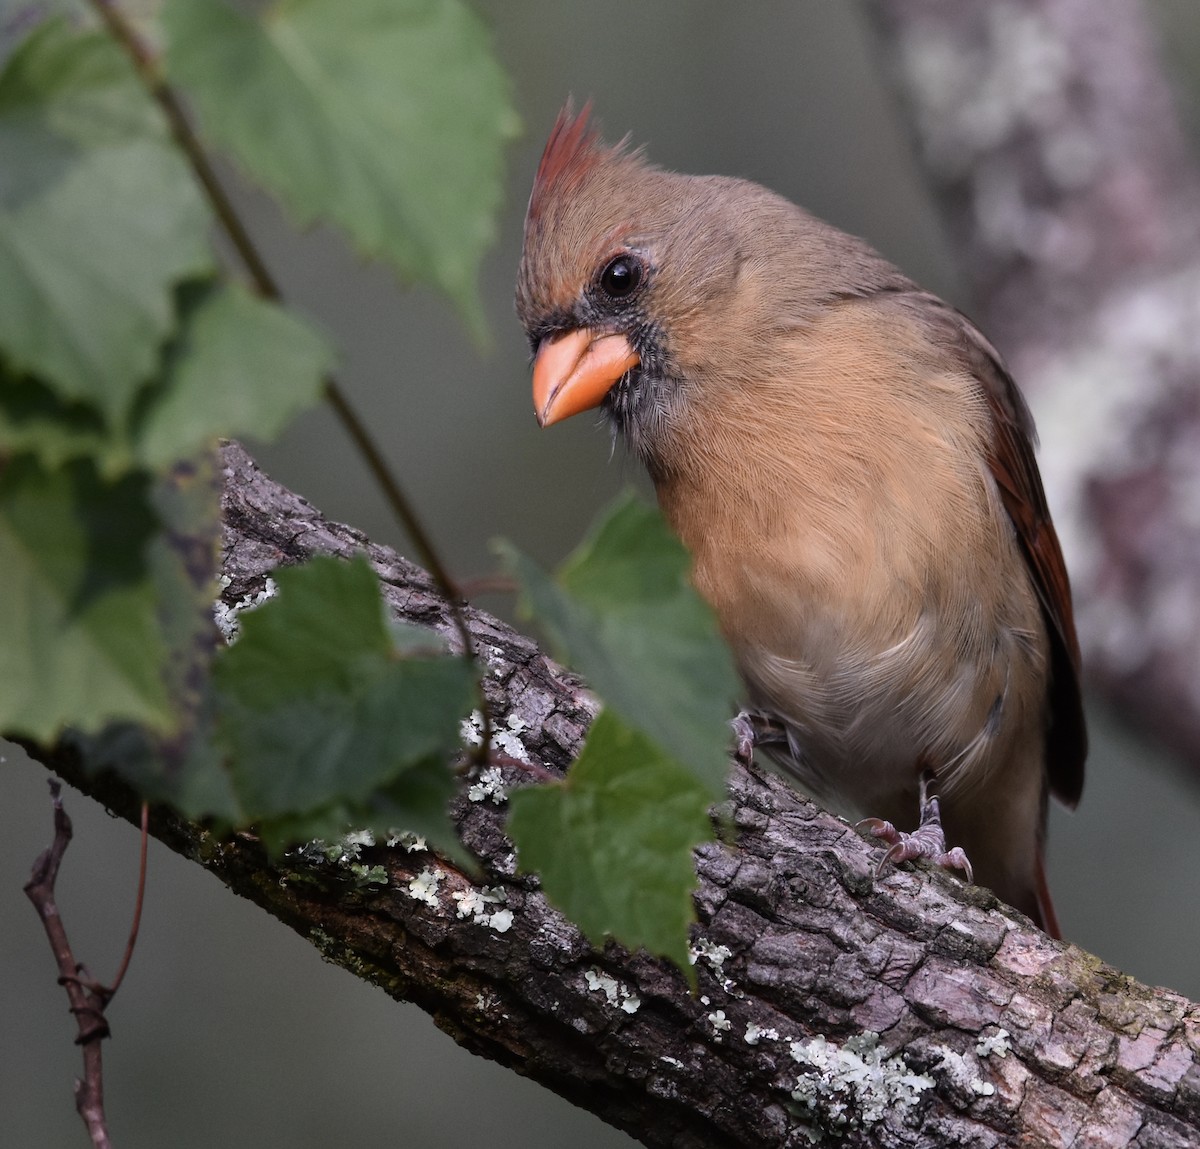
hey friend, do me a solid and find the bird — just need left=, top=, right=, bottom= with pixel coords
left=515, top=103, right=1086, bottom=938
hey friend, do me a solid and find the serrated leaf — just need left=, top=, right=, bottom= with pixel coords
left=133, top=280, right=333, bottom=469
left=0, top=456, right=173, bottom=740
left=2, top=279, right=331, bottom=474
left=163, top=0, right=518, bottom=334
left=213, top=554, right=476, bottom=821
left=499, top=493, right=740, bottom=797
left=508, top=709, right=713, bottom=971
left=0, top=19, right=212, bottom=418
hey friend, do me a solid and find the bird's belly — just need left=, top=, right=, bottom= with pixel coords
left=731, top=589, right=1046, bottom=823
left=658, top=422, right=1050, bottom=822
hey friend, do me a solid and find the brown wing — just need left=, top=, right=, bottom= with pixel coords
left=921, top=294, right=1087, bottom=807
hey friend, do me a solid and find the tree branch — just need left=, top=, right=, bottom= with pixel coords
left=23, top=443, right=1200, bottom=1147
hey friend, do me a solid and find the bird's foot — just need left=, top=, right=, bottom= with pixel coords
left=731, top=710, right=757, bottom=765
left=731, top=708, right=790, bottom=766
left=857, top=773, right=974, bottom=884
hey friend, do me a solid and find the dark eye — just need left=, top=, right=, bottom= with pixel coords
left=598, top=254, right=643, bottom=300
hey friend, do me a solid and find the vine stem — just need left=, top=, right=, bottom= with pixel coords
left=105, top=801, right=149, bottom=996
left=88, top=0, right=491, bottom=761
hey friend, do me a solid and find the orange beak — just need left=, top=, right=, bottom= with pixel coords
left=532, top=329, right=640, bottom=427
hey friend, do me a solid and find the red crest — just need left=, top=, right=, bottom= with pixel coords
left=527, top=101, right=607, bottom=223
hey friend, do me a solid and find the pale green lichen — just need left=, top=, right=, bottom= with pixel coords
left=387, top=830, right=427, bottom=852
left=707, top=1009, right=732, bottom=1039
left=451, top=884, right=513, bottom=932
left=309, top=926, right=336, bottom=955
left=467, top=765, right=508, bottom=805
left=461, top=710, right=486, bottom=748
left=789, top=1033, right=933, bottom=1140
left=407, top=866, right=444, bottom=907
left=976, top=1028, right=1012, bottom=1059
left=492, top=713, right=531, bottom=763
left=585, top=968, right=619, bottom=999
left=689, top=939, right=733, bottom=969
left=287, top=830, right=388, bottom=887
left=745, top=1022, right=780, bottom=1047
left=475, top=990, right=500, bottom=1013
left=931, top=1044, right=996, bottom=1098
left=213, top=574, right=278, bottom=643
left=346, top=863, right=387, bottom=885
left=489, top=908, right=514, bottom=934
left=463, top=711, right=531, bottom=768
left=584, top=967, right=640, bottom=1014
left=338, top=829, right=376, bottom=857
left=690, top=938, right=735, bottom=991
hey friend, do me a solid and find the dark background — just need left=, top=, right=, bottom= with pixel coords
left=4, top=3, right=1200, bottom=1145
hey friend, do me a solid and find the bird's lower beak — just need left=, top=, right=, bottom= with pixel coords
left=532, top=329, right=640, bottom=427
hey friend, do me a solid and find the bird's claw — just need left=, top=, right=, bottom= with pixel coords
left=730, top=709, right=790, bottom=767
left=856, top=777, right=974, bottom=884
left=731, top=710, right=757, bottom=766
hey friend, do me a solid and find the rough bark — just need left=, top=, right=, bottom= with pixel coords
left=865, top=0, right=1200, bottom=773
left=25, top=443, right=1200, bottom=1149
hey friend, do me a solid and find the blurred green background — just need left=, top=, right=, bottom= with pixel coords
left=4, top=2, right=1200, bottom=1145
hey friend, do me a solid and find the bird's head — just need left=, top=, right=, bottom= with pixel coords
left=516, top=103, right=905, bottom=473
left=515, top=103, right=758, bottom=467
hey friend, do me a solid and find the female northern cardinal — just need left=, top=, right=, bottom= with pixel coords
left=515, top=104, right=1085, bottom=937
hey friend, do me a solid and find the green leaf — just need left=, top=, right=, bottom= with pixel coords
left=2, top=280, right=332, bottom=474
left=133, top=280, right=333, bottom=469
left=163, top=0, right=519, bottom=334
left=0, top=456, right=173, bottom=740
left=0, top=366, right=113, bottom=469
left=257, top=752, right=465, bottom=865
left=68, top=710, right=244, bottom=828
left=0, top=19, right=212, bottom=419
left=71, top=449, right=231, bottom=819
left=508, top=709, right=713, bottom=971
left=213, top=554, right=476, bottom=823
left=362, top=752, right=463, bottom=859
left=144, top=447, right=223, bottom=713
left=131, top=450, right=226, bottom=816
left=499, top=493, right=740, bottom=797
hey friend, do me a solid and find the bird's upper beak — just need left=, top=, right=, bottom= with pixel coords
left=532, top=329, right=640, bottom=427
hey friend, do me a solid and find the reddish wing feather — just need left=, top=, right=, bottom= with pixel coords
left=908, top=290, right=1085, bottom=807
left=953, top=306, right=1087, bottom=808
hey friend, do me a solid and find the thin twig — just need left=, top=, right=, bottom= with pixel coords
left=105, top=801, right=149, bottom=997
left=24, top=781, right=113, bottom=1149
left=320, top=382, right=477, bottom=657
left=87, top=0, right=491, bottom=761
left=487, top=752, right=559, bottom=784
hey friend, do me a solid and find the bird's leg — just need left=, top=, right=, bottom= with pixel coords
left=858, top=770, right=974, bottom=883
left=731, top=708, right=790, bottom=766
